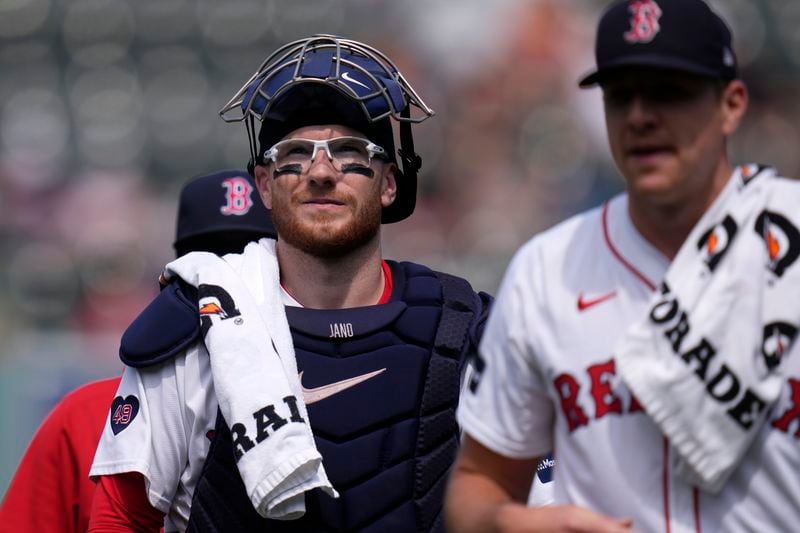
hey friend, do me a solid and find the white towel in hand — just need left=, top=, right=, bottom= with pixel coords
left=164, top=238, right=337, bottom=519
left=616, top=165, right=800, bottom=492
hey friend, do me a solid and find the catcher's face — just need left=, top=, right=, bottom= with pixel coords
left=254, top=124, right=397, bottom=258
left=601, top=69, right=747, bottom=212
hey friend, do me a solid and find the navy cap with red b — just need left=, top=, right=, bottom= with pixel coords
left=173, top=169, right=276, bottom=257
left=579, top=0, right=737, bottom=88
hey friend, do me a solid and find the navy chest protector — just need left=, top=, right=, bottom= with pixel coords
left=119, top=261, right=486, bottom=532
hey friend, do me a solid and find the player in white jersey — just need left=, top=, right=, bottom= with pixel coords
left=446, top=0, right=800, bottom=532
left=88, top=35, right=493, bottom=533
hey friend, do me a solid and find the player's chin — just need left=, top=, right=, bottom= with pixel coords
left=291, top=224, right=378, bottom=258
left=623, top=162, right=678, bottom=191
left=629, top=178, right=687, bottom=209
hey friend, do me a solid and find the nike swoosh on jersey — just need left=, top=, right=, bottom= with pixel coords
left=577, top=291, right=617, bottom=311
left=300, top=368, right=386, bottom=405
left=341, top=71, right=370, bottom=90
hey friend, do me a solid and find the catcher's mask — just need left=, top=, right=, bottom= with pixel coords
left=219, top=34, right=434, bottom=224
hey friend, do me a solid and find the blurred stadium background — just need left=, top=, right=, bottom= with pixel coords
left=1, top=0, right=799, bottom=495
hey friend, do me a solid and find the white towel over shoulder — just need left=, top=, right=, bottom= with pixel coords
left=616, top=165, right=800, bottom=492
left=164, top=238, right=337, bottom=519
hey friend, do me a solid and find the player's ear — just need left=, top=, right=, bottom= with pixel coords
left=253, top=165, right=273, bottom=209
left=720, top=79, right=748, bottom=136
left=380, top=162, right=397, bottom=209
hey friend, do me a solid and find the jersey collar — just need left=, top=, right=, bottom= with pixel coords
left=603, top=194, right=670, bottom=291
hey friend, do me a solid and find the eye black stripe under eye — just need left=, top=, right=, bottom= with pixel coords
left=341, top=165, right=374, bottom=177
left=273, top=165, right=302, bottom=177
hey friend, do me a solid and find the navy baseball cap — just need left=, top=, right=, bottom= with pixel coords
left=579, top=0, right=738, bottom=88
left=173, top=169, right=276, bottom=257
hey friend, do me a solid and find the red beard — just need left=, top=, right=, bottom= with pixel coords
left=270, top=188, right=383, bottom=258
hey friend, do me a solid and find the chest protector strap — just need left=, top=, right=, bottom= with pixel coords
left=413, top=272, right=476, bottom=532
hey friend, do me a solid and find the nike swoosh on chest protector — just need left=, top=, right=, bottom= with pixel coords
left=300, top=368, right=387, bottom=405
left=577, top=291, right=617, bottom=311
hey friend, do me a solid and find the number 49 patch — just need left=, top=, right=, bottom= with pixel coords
left=110, top=395, right=140, bottom=435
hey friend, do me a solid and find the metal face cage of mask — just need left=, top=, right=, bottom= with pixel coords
left=264, top=136, right=387, bottom=175
left=218, top=34, right=435, bottom=223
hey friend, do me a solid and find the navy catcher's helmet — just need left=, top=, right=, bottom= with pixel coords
left=173, top=169, right=276, bottom=257
left=219, top=34, right=434, bottom=224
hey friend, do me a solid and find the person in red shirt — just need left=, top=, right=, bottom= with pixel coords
left=0, top=170, right=275, bottom=532
left=1, top=378, right=122, bottom=533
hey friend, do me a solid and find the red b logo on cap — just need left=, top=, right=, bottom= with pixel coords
left=220, top=177, right=254, bottom=216
left=624, top=0, right=662, bottom=44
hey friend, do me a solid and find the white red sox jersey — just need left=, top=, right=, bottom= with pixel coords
left=90, top=291, right=302, bottom=532
left=458, top=191, right=800, bottom=533
left=91, top=332, right=219, bottom=531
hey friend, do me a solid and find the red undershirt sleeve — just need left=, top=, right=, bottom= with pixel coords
left=89, top=473, right=165, bottom=533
